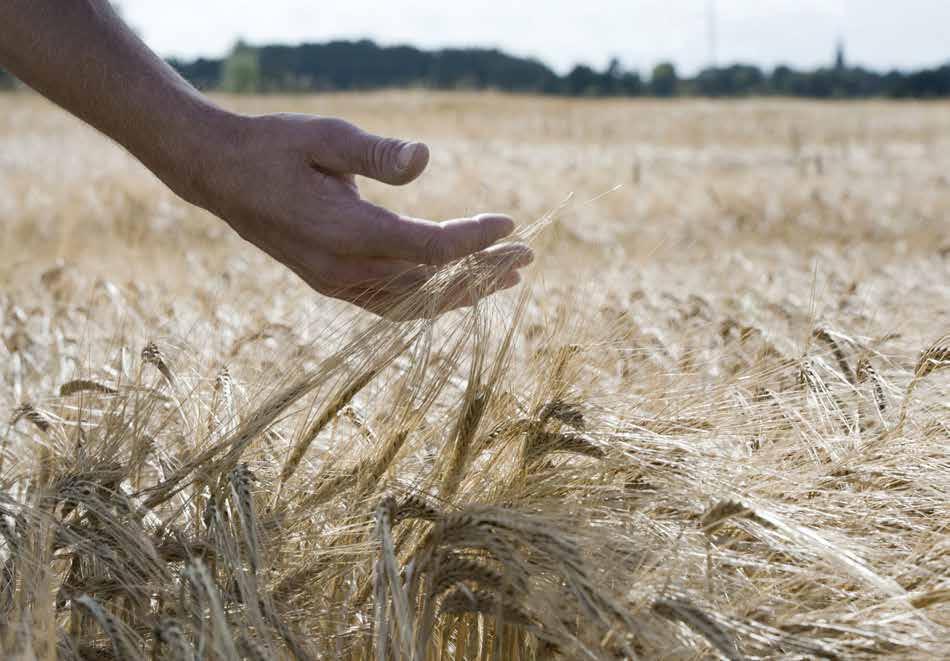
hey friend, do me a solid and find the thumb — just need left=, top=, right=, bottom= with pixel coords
left=316, top=119, right=430, bottom=185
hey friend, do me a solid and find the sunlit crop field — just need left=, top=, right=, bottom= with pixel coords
left=1, top=92, right=948, bottom=659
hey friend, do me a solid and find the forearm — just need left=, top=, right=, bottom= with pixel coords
left=0, top=0, right=233, bottom=201
left=0, top=1, right=531, bottom=316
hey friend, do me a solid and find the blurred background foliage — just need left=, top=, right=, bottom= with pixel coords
left=178, top=39, right=950, bottom=99
left=4, top=37, right=950, bottom=98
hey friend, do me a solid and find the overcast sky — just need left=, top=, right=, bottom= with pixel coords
left=121, top=1, right=948, bottom=75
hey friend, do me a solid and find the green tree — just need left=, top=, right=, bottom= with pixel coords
left=221, top=40, right=261, bottom=93
left=165, top=38, right=950, bottom=100
left=564, top=65, right=599, bottom=96
left=650, top=62, right=678, bottom=97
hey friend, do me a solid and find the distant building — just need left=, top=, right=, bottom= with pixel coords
left=835, top=39, right=846, bottom=70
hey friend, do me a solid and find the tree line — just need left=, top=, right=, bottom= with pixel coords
left=3, top=39, right=950, bottom=98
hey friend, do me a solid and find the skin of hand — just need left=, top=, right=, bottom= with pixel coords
left=0, top=1, right=533, bottom=318
left=187, top=113, right=534, bottom=317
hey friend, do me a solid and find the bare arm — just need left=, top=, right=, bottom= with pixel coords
left=0, top=0, right=531, bottom=316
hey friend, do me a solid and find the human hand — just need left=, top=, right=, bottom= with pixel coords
left=185, top=113, right=532, bottom=318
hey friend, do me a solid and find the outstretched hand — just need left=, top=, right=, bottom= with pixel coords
left=188, top=114, right=533, bottom=318
left=0, top=2, right=528, bottom=317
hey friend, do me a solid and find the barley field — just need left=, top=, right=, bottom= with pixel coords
left=1, top=92, right=948, bottom=659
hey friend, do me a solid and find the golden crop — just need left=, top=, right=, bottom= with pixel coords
left=1, top=92, right=948, bottom=659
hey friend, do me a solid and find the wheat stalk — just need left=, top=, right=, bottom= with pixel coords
left=895, top=334, right=950, bottom=433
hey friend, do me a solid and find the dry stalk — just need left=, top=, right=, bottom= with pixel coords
left=813, top=327, right=856, bottom=384
left=895, top=334, right=950, bottom=433
left=11, top=403, right=51, bottom=433
left=59, top=379, right=119, bottom=397
left=279, top=363, right=385, bottom=487
left=142, top=341, right=175, bottom=387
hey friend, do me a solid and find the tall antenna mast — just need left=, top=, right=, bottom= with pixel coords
left=707, top=0, right=718, bottom=68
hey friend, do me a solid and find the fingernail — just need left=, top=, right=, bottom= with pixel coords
left=397, top=142, right=420, bottom=172
left=502, top=271, right=522, bottom=288
left=514, top=247, right=535, bottom=267
left=495, top=245, right=534, bottom=268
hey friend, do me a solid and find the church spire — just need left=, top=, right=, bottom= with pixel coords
left=835, top=37, right=846, bottom=71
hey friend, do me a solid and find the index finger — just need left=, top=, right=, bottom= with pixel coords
left=344, top=202, right=516, bottom=265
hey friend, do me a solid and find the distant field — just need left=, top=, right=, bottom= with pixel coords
left=1, top=92, right=948, bottom=659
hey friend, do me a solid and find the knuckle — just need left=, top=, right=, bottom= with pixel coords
left=368, top=138, right=393, bottom=177
left=422, top=227, right=452, bottom=265
left=478, top=219, right=493, bottom=250
left=315, top=118, right=360, bottom=165
left=319, top=117, right=355, bottom=137
left=367, top=205, right=396, bottom=236
left=347, top=134, right=384, bottom=178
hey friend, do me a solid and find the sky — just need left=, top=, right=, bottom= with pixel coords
left=120, top=1, right=949, bottom=75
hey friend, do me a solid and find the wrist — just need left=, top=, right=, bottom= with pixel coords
left=139, top=94, right=248, bottom=211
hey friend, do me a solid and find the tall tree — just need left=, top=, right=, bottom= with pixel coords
left=650, top=62, right=678, bottom=97
left=221, top=41, right=261, bottom=93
